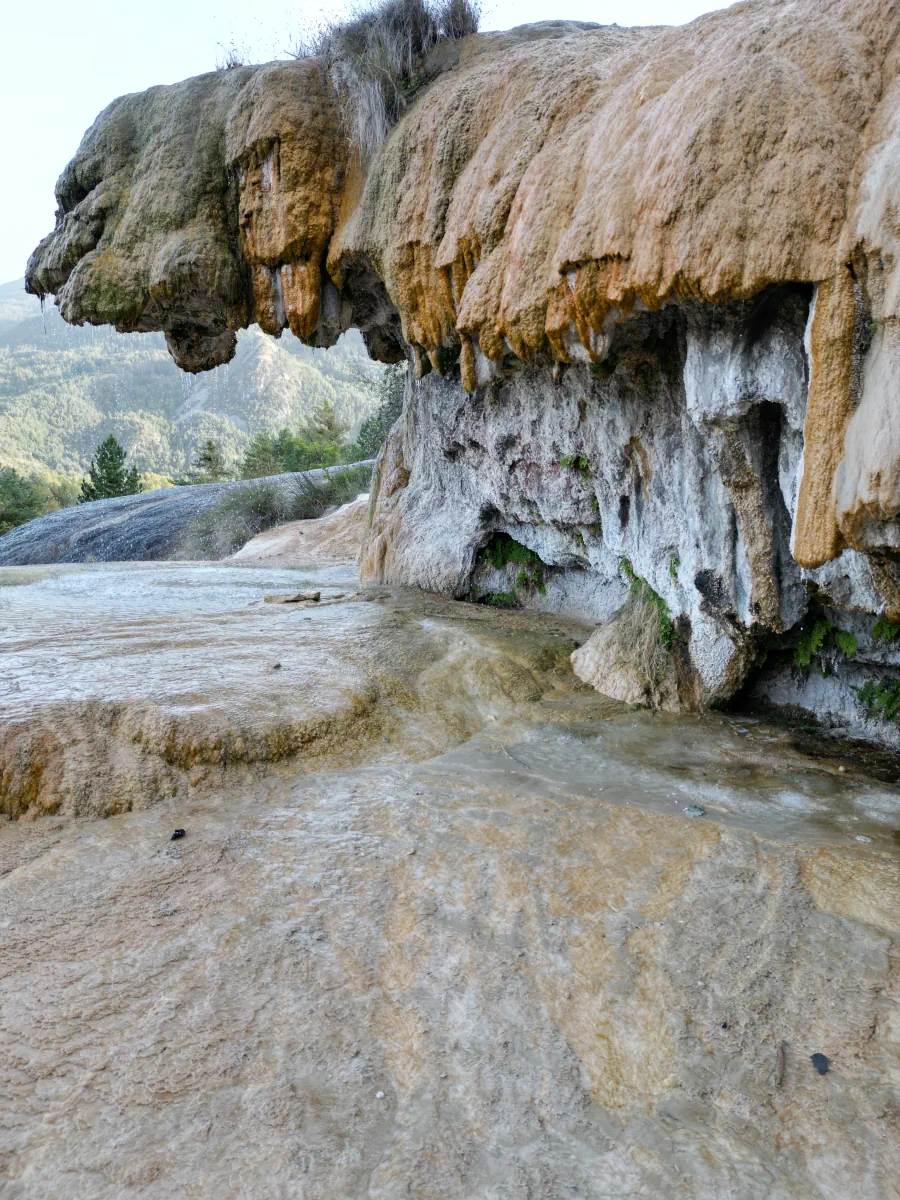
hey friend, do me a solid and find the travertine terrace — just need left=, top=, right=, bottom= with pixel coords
left=8, top=9, right=900, bottom=1193
left=3, top=558, right=900, bottom=1197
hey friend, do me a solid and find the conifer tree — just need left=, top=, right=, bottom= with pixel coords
left=349, top=362, right=405, bottom=459
left=240, top=432, right=285, bottom=479
left=0, top=468, right=45, bottom=534
left=194, top=439, right=229, bottom=482
left=298, top=399, right=350, bottom=446
left=78, top=436, right=142, bottom=503
left=239, top=401, right=353, bottom=479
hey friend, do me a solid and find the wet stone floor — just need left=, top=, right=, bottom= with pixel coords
left=1, top=562, right=899, bottom=1198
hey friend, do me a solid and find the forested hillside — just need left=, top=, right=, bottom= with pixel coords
left=0, top=280, right=383, bottom=482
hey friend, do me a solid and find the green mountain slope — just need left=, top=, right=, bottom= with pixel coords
left=0, top=279, right=42, bottom=337
left=0, top=280, right=383, bottom=481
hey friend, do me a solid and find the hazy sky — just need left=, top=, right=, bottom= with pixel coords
left=1, top=0, right=734, bottom=284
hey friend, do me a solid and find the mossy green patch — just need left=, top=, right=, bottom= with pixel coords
left=793, top=619, right=830, bottom=667
left=479, top=532, right=540, bottom=571
left=759, top=612, right=859, bottom=674
left=558, top=455, right=591, bottom=478
left=514, top=569, right=545, bottom=594
left=873, top=617, right=900, bottom=643
left=856, top=678, right=900, bottom=724
left=477, top=532, right=547, bottom=600
left=483, top=591, right=519, bottom=609
left=834, top=630, right=858, bottom=659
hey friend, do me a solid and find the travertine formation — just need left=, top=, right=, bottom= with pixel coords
left=25, top=0, right=900, bottom=738
left=3, top=559, right=900, bottom=1198
left=13, top=18, right=900, bottom=1189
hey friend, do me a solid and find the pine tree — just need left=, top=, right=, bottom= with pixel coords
left=298, top=400, right=350, bottom=447
left=0, top=468, right=45, bottom=535
left=349, top=362, right=405, bottom=459
left=239, top=402, right=354, bottom=480
left=78, top=436, right=142, bottom=503
left=194, top=439, right=229, bottom=482
left=240, top=432, right=284, bottom=480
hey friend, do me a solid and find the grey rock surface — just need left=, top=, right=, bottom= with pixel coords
left=362, top=293, right=900, bottom=741
left=0, top=463, right=373, bottom=565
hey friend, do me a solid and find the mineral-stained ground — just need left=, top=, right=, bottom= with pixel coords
left=2, top=552, right=900, bottom=1198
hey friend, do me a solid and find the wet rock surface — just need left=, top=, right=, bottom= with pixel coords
left=0, top=464, right=372, bottom=566
left=7, top=7, right=900, bottom=1185
left=0, top=559, right=585, bottom=819
left=2, top=558, right=900, bottom=1197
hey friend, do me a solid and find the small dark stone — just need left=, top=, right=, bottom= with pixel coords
left=272, top=663, right=282, bottom=670
left=811, top=1053, right=829, bottom=1075
left=721, top=1022, right=728, bottom=1029
left=171, top=829, right=186, bottom=841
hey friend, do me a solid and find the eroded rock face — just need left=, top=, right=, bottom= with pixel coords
left=361, top=294, right=900, bottom=737
left=24, top=0, right=900, bottom=738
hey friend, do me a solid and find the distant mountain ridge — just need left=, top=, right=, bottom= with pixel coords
left=0, top=280, right=382, bottom=481
left=0, top=278, right=41, bottom=336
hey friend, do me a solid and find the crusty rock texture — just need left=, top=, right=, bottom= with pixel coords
left=25, top=0, right=900, bottom=740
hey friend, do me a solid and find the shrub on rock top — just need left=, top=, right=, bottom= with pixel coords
left=293, top=0, right=480, bottom=156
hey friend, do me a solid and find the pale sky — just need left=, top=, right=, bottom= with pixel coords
left=1, top=0, right=735, bottom=284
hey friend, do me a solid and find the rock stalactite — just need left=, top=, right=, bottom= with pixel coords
left=793, top=270, right=860, bottom=569
left=24, top=0, right=900, bottom=740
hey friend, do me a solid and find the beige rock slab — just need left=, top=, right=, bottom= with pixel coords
left=2, top=716, right=900, bottom=1199
left=2, top=563, right=900, bottom=1197
left=231, top=493, right=370, bottom=563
